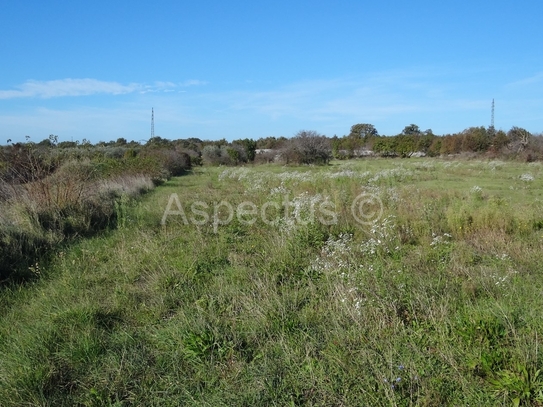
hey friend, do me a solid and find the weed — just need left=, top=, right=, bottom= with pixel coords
left=489, top=364, right=543, bottom=406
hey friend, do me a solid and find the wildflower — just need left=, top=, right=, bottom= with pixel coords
left=520, top=173, right=534, bottom=181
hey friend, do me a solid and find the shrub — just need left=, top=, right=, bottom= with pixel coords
left=0, top=158, right=157, bottom=281
left=91, top=156, right=165, bottom=183
left=202, top=145, right=222, bottom=166
left=281, top=130, right=331, bottom=165
left=0, top=143, right=57, bottom=184
left=201, top=145, right=236, bottom=166
left=140, top=148, right=191, bottom=176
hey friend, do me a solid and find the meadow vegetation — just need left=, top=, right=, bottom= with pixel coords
left=1, top=157, right=543, bottom=406
left=0, top=138, right=190, bottom=281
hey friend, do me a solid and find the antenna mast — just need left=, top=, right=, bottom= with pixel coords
left=491, top=99, right=495, bottom=129
left=151, top=108, right=155, bottom=138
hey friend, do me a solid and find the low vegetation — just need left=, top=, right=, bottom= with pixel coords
left=1, top=157, right=543, bottom=405
left=0, top=138, right=191, bottom=281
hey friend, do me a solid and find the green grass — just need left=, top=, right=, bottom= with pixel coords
left=1, top=158, right=543, bottom=406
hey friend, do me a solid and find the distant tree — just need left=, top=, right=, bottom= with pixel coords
left=418, top=130, right=435, bottom=154
left=396, top=124, right=425, bottom=156
left=349, top=123, right=379, bottom=144
left=461, top=126, right=490, bottom=152
left=488, top=125, right=496, bottom=137
left=172, top=138, right=201, bottom=154
left=342, top=123, right=378, bottom=156
left=226, top=144, right=248, bottom=164
left=284, top=130, right=331, bottom=165
left=330, top=136, right=344, bottom=159
left=507, top=126, right=531, bottom=152
left=209, top=138, right=229, bottom=148
left=126, top=140, right=141, bottom=148
left=141, top=149, right=191, bottom=175
left=201, top=144, right=239, bottom=166
left=146, top=136, right=172, bottom=148
left=372, top=136, right=398, bottom=157
left=427, top=137, right=442, bottom=157
left=401, top=124, right=422, bottom=136
left=256, top=136, right=287, bottom=149
left=226, top=147, right=241, bottom=164
left=491, top=130, right=508, bottom=151
left=201, top=145, right=221, bottom=165
left=233, top=138, right=257, bottom=162
left=527, top=132, right=543, bottom=159
left=395, top=134, right=418, bottom=157
left=37, top=138, right=54, bottom=148
left=57, top=141, right=78, bottom=148
left=440, top=134, right=462, bottom=155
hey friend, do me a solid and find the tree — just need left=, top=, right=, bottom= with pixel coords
left=256, top=136, right=288, bottom=149
left=349, top=123, right=378, bottom=144
left=507, top=126, right=531, bottom=152
left=372, top=136, right=398, bottom=157
left=440, top=134, right=462, bottom=155
left=491, top=130, right=508, bottom=151
left=418, top=130, right=435, bottom=154
left=284, top=130, right=331, bottom=165
left=401, top=124, right=422, bottom=136
left=226, top=144, right=247, bottom=164
left=427, top=137, right=442, bottom=156
left=146, top=136, right=172, bottom=148
left=461, top=126, right=490, bottom=152
left=330, top=136, right=344, bottom=159
left=233, top=138, right=257, bottom=162
left=37, top=138, right=54, bottom=148
left=141, top=149, right=191, bottom=175
left=201, top=145, right=223, bottom=165
left=395, top=134, right=418, bottom=157
left=345, top=123, right=379, bottom=156
left=226, top=147, right=240, bottom=164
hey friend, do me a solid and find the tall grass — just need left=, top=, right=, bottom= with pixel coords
left=1, top=158, right=543, bottom=405
left=0, top=159, right=157, bottom=281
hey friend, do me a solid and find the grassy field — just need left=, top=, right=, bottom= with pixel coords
left=1, top=158, right=543, bottom=406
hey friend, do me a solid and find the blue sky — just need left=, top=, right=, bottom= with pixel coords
left=1, top=0, right=542, bottom=144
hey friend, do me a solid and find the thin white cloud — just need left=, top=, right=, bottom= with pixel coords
left=0, top=78, right=208, bottom=99
left=154, top=81, right=177, bottom=89
left=179, top=79, right=208, bottom=87
left=0, top=78, right=142, bottom=99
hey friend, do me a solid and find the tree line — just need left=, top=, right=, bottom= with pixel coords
left=331, top=123, right=540, bottom=160
left=3, top=123, right=542, bottom=172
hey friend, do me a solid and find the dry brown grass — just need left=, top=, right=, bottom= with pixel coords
left=0, top=160, right=156, bottom=280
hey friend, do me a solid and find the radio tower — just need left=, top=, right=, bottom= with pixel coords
left=489, top=99, right=495, bottom=135
left=151, top=108, right=155, bottom=138
left=491, top=99, right=495, bottom=128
